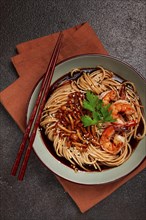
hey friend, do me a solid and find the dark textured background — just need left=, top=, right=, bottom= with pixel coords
left=0, top=0, right=146, bottom=219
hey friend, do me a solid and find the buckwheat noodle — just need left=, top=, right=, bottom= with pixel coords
left=40, top=67, right=146, bottom=171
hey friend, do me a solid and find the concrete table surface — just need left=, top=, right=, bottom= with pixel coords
left=0, top=0, right=146, bottom=219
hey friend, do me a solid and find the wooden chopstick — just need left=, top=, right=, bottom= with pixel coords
left=11, top=32, right=63, bottom=180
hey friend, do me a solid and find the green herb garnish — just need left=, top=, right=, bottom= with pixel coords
left=81, top=91, right=116, bottom=127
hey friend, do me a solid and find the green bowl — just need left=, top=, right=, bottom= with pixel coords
left=27, top=54, right=146, bottom=185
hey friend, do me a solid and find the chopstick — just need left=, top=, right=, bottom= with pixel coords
left=11, top=32, right=63, bottom=180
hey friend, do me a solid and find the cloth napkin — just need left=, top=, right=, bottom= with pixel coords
left=1, top=22, right=145, bottom=213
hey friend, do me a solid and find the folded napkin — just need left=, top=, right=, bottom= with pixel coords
left=1, top=22, right=145, bottom=213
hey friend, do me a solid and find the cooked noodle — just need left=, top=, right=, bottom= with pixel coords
left=40, top=66, right=146, bottom=171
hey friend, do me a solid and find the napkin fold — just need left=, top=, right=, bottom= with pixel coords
left=0, top=22, right=145, bottom=213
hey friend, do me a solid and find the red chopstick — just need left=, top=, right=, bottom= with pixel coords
left=11, top=32, right=63, bottom=180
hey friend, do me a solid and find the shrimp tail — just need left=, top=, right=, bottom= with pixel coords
left=113, top=120, right=138, bottom=131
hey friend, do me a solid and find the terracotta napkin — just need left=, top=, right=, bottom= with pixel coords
left=0, top=22, right=145, bottom=213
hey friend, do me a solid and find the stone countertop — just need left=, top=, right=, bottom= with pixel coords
left=0, top=0, right=146, bottom=219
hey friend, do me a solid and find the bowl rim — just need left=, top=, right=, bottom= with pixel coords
left=56, top=53, right=146, bottom=82
left=27, top=53, right=146, bottom=184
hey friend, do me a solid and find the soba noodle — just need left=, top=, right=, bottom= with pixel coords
left=40, top=66, right=146, bottom=171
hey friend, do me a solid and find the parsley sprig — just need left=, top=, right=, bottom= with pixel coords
left=81, top=91, right=116, bottom=127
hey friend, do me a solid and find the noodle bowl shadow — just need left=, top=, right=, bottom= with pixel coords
left=27, top=54, right=146, bottom=185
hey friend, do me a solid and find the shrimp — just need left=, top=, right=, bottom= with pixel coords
left=100, top=125, right=125, bottom=154
left=100, top=90, right=117, bottom=105
left=109, top=100, right=135, bottom=123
